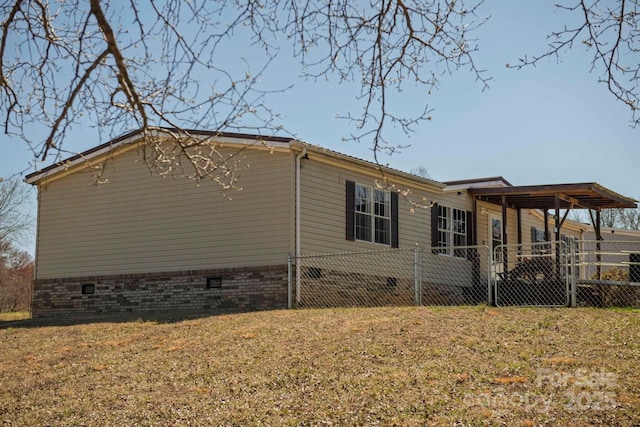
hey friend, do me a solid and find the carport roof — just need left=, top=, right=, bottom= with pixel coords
left=468, top=182, right=637, bottom=210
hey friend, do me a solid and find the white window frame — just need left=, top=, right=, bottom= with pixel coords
left=354, top=183, right=391, bottom=245
left=437, top=205, right=467, bottom=258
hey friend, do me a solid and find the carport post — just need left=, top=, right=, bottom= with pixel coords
left=501, top=195, right=508, bottom=279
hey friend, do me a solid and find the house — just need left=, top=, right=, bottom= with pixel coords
left=25, top=129, right=637, bottom=316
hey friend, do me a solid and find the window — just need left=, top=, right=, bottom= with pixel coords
left=531, top=227, right=550, bottom=254
left=434, top=204, right=467, bottom=257
left=346, top=181, right=398, bottom=247
left=355, top=183, right=390, bottom=244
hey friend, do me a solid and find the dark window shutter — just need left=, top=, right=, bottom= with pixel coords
left=466, top=210, right=474, bottom=259
left=431, top=202, right=439, bottom=253
left=346, top=180, right=355, bottom=241
left=531, top=226, right=538, bottom=243
left=391, top=191, right=399, bottom=248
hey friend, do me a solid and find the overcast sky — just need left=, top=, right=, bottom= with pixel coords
left=2, top=1, right=639, bottom=253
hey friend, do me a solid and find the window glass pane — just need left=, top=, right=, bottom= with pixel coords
left=438, top=230, right=450, bottom=254
left=453, top=231, right=466, bottom=246
left=452, top=209, right=467, bottom=257
left=452, top=209, right=466, bottom=234
left=438, top=207, right=448, bottom=230
left=438, top=230, right=450, bottom=246
left=355, top=185, right=371, bottom=213
left=355, top=212, right=372, bottom=242
left=375, top=217, right=390, bottom=245
left=374, top=189, right=390, bottom=217
left=438, top=206, right=449, bottom=244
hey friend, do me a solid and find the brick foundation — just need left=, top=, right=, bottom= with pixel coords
left=32, top=265, right=289, bottom=317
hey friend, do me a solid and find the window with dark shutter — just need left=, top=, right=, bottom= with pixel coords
left=346, top=180, right=396, bottom=246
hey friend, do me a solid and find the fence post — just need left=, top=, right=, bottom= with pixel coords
left=287, top=255, right=293, bottom=309
left=570, top=243, right=577, bottom=308
left=487, top=245, right=493, bottom=306
left=414, top=243, right=421, bottom=306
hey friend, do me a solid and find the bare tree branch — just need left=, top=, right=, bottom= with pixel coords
left=280, top=0, right=490, bottom=159
left=1, top=0, right=490, bottom=189
left=510, top=0, right=640, bottom=125
left=0, top=177, right=32, bottom=245
left=43, top=48, right=109, bottom=161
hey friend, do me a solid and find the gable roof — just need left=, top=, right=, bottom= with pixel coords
left=23, top=128, right=639, bottom=211
left=24, top=128, right=446, bottom=191
left=25, top=128, right=295, bottom=184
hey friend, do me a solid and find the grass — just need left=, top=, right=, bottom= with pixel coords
left=0, top=311, right=30, bottom=321
left=1, top=306, right=639, bottom=426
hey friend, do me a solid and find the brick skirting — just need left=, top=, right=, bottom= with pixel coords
left=31, top=265, right=288, bottom=317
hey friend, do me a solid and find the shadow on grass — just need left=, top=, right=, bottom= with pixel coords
left=0, top=307, right=259, bottom=329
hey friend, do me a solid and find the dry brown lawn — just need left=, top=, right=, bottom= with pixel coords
left=1, top=306, right=639, bottom=426
left=0, top=311, right=30, bottom=321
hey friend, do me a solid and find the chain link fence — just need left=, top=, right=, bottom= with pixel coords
left=291, top=245, right=490, bottom=308
left=289, top=240, right=640, bottom=309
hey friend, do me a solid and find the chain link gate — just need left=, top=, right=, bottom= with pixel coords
left=492, top=241, right=572, bottom=307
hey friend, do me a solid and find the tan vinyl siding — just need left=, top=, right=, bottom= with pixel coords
left=476, top=201, right=518, bottom=249
left=298, top=157, right=478, bottom=289
left=299, top=157, right=470, bottom=254
left=35, top=147, right=292, bottom=279
left=520, top=209, right=584, bottom=242
left=520, top=209, right=548, bottom=243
